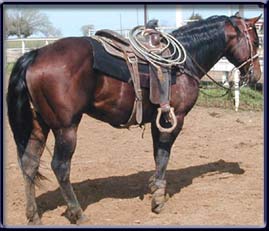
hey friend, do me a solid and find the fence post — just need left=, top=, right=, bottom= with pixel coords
left=233, top=69, right=240, bottom=112
left=22, top=39, right=25, bottom=54
left=222, top=72, right=229, bottom=87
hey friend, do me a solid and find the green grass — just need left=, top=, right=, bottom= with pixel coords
left=5, top=63, right=14, bottom=76
left=197, top=87, right=263, bottom=111
left=239, top=87, right=264, bottom=110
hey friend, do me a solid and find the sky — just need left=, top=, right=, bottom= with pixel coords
left=5, top=4, right=264, bottom=37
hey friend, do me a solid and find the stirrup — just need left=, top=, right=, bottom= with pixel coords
left=156, top=106, right=177, bottom=133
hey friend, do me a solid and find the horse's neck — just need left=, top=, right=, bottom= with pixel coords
left=174, top=20, right=227, bottom=79
left=186, top=41, right=225, bottom=79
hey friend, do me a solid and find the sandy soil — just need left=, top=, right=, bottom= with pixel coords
left=3, top=106, right=264, bottom=227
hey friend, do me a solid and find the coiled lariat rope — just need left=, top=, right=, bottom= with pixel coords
left=128, top=26, right=187, bottom=67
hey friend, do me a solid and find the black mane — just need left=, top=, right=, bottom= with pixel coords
left=172, top=15, right=229, bottom=58
left=171, top=15, right=238, bottom=75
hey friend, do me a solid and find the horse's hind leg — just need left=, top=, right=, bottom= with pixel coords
left=51, top=122, right=88, bottom=224
left=20, top=114, right=49, bottom=224
left=149, top=114, right=184, bottom=213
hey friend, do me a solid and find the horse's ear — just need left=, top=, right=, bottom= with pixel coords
left=234, top=11, right=241, bottom=17
left=245, top=14, right=262, bottom=26
left=246, top=14, right=262, bottom=25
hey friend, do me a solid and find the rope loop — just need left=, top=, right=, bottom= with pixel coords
left=128, top=26, right=187, bottom=68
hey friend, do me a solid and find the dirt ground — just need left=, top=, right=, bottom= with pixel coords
left=3, top=106, right=264, bottom=227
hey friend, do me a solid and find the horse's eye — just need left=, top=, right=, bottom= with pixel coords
left=253, top=40, right=259, bottom=48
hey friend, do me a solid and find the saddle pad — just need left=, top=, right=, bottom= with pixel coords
left=85, top=37, right=176, bottom=88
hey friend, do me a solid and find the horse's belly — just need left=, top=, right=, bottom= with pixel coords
left=86, top=75, right=154, bottom=127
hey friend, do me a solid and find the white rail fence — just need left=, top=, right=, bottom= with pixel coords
left=5, top=37, right=59, bottom=63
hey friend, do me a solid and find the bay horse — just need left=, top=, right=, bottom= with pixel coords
left=6, top=14, right=262, bottom=225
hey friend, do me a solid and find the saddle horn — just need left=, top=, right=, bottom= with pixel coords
left=146, top=19, right=159, bottom=29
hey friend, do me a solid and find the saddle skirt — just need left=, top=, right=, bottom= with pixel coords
left=93, top=29, right=168, bottom=64
left=92, top=35, right=148, bottom=65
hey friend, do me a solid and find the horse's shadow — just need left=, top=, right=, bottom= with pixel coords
left=36, top=159, right=244, bottom=217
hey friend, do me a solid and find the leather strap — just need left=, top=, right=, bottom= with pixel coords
left=124, top=51, right=143, bottom=125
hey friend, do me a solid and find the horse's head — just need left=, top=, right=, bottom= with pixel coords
left=224, top=13, right=262, bottom=84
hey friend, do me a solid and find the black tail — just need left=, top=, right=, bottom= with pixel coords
left=6, top=50, right=38, bottom=158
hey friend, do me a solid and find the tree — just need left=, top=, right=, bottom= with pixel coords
left=188, top=12, right=203, bottom=24
left=81, top=24, right=95, bottom=36
left=3, top=9, right=9, bottom=39
left=5, top=8, right=61, bottom=38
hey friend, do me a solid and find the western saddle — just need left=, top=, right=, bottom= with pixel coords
left=92, top=20, right=178, bottom=133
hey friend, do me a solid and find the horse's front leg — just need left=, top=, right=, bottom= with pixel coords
left=149, top=114, right=184, bottom=213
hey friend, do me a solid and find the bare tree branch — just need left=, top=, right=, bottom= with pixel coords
left=5, top=8, right=62, bottom=38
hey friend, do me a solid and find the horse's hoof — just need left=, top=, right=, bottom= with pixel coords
left=151, top=201, right=165, bottom=214
left=62, top=206, right=88, bottom=224
left=151, top=188, right=167, bottom=214
left=28, top=218, right=42, bottom=225
left=76, top=214, right=89, bottom=225
left=27, top=212, right=42, bottom=225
